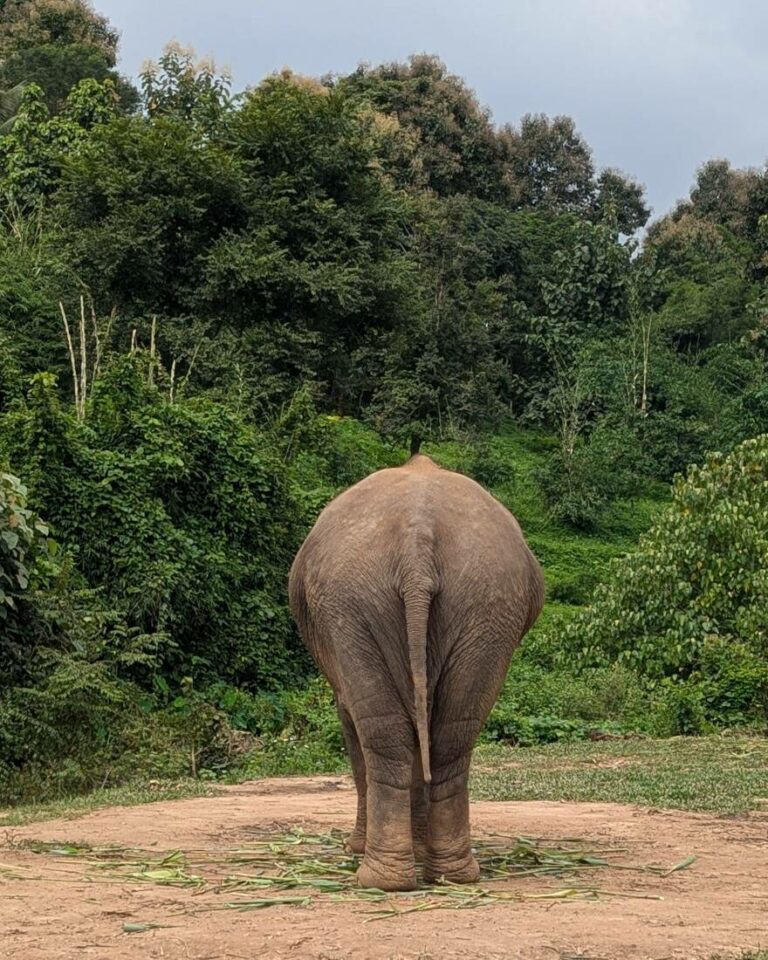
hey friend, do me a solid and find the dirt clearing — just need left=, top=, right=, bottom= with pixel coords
left=2, top=775, right=766, bottom=960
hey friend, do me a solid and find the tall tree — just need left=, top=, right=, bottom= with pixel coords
left=141, top=42, right=233, bottom=132
left=0, top=0, right=137, bottom=112
left=593, top=168, right=650, bottom=234
left=499, top=113, right=595, bottom=212
left=687, top=159, right=759, bottom=237
left=0, top=77, right=120, bottom=208
left=336, top=54, right=506, bottom=200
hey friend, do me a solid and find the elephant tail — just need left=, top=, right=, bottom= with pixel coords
left=404, top=585, right=432, bottom=784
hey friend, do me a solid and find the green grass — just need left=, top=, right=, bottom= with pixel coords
left=471, top=736, right=768, bottom=814
left=3, top=736, right=766, bottom=826
left=0, top=778, right=219, bottom=827
left=713, top=954, right=768, bottom=960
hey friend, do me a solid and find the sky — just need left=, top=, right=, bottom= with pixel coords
left=97, top=0, right=768, bottom=221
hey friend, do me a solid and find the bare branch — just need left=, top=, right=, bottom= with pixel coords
left=177, top=341, right=202, bottom=398
left=79, top=296, right=87, bottom=418
left=60, top=302, right=81, bottom=418
left=149, top=315, right=157, bottom=386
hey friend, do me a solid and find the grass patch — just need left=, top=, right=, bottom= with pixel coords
left=0, top=779, right=218, bottom=827
left=712, top=955, right=768, bottom=960
left=471, top=736, right=768, bottom=814
left=7, top=736, right=766, bottom=826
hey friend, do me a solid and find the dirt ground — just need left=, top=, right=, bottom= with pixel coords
left=1, top=775, right=767, bottom=960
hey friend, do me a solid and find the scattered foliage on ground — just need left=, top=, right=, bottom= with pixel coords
left=5, top=826, right=694, bottom=917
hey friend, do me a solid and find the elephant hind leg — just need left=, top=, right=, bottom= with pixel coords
left=423, top=622, right=518, bottom=885
left=337, top=702, right=367, bottom=854
left=423, top=748, right=479, bottom=884
left=354, top=710, right=418, bottom=891
left=423, top=714, right=482, bottom=885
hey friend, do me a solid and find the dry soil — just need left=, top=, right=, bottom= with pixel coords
left=2, top=775, right=767, bottom=960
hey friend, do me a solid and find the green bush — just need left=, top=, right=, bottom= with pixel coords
left=483, top=660, right=649, bottom=744
left=234, top=677, right=347, bottom=777
left=540, top=421, right=642, bottom=530
left=562, top=435, right=768, bottom=679
left=547, top=569, right=601, bottom=605
left=0, top=361, right=307, bottom=690
left=468, top=435, right=517, bottom=489
left=0, top=470, right=48, bottom=623
left=697, top=637, right=768, bottom=728
left=0, top=468, right=56, bottom=689
left=483, top=710, right=597, bottom=746
left=648, top=682, right=710, bottom=737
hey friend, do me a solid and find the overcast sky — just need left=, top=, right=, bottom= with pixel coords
left=97, top=0, right=768, bottom=221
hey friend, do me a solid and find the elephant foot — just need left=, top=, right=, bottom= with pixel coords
left=357, top=856, right=417, bottom=892
left=423, top=850, right=480, bottom=885
left=344, top=831, right=366, bottom=855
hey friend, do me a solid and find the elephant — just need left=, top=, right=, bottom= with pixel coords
left=288, top=448, right=544, bottom=892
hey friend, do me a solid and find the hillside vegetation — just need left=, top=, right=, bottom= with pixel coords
left=1, top=1, right=767, bottom=804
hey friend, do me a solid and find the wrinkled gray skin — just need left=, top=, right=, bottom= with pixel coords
left=289, top=454, right=544, bottom=891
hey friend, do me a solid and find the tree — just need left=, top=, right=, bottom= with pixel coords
left=563, top=435, right=768, bottom=690
left=687, top=159, right=759, bottom=238
left=538, top=219, right=632, bottom=339
left=500, top=113, right=595, bottom=212
left=0, top=469, right=48, bottom=629
left=645, top=211, right=755, bottom=350
left=336, top=54, right=506, bottom=200
left=140, top=42, right=233, bottom=132
left=365, top=194, right=536, bottom=439
left=52, top=71, right=424, bottom=415
left=658, top=158, right=768, bottom=278
left=53, top=104, right=246, bottom=316
left=0, top=360, right=308, bottom=689
left=593, top=168, right=650, bottom=234
left=527, top=220, right=638, bottom=525
left=0, top=0, right=137, bottom=112
left=0, top=77, right=119, bottom=208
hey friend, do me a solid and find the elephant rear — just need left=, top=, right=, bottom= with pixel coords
left=288, top=453, right=544, bottom=891
left=289, top=454, right=543, bottom=757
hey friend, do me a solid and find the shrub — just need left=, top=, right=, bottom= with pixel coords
left=0, top=470, right=48, bottom=623
left=234, top=677, right=347, bottom=777
left=548, top=569, right=601, bottom=605
left=468, top=435, right=517, bottom=489
left=483, top=660, right=648, bottom=743
left=483, top=710, right=596, bottom=746
left=648, top=682, right=710, bottom=737
left=0, top=361, right=308, bottom=690
left=0, top=469, right=55, bottom=686
left=562, top=435, right=768, bottom=678
left=540, top=420, right=641, bottom=530
left=697, top=637, right=768, bottom=728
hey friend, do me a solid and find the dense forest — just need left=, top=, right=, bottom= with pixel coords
left=1, top=0, right=767, bottom=804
